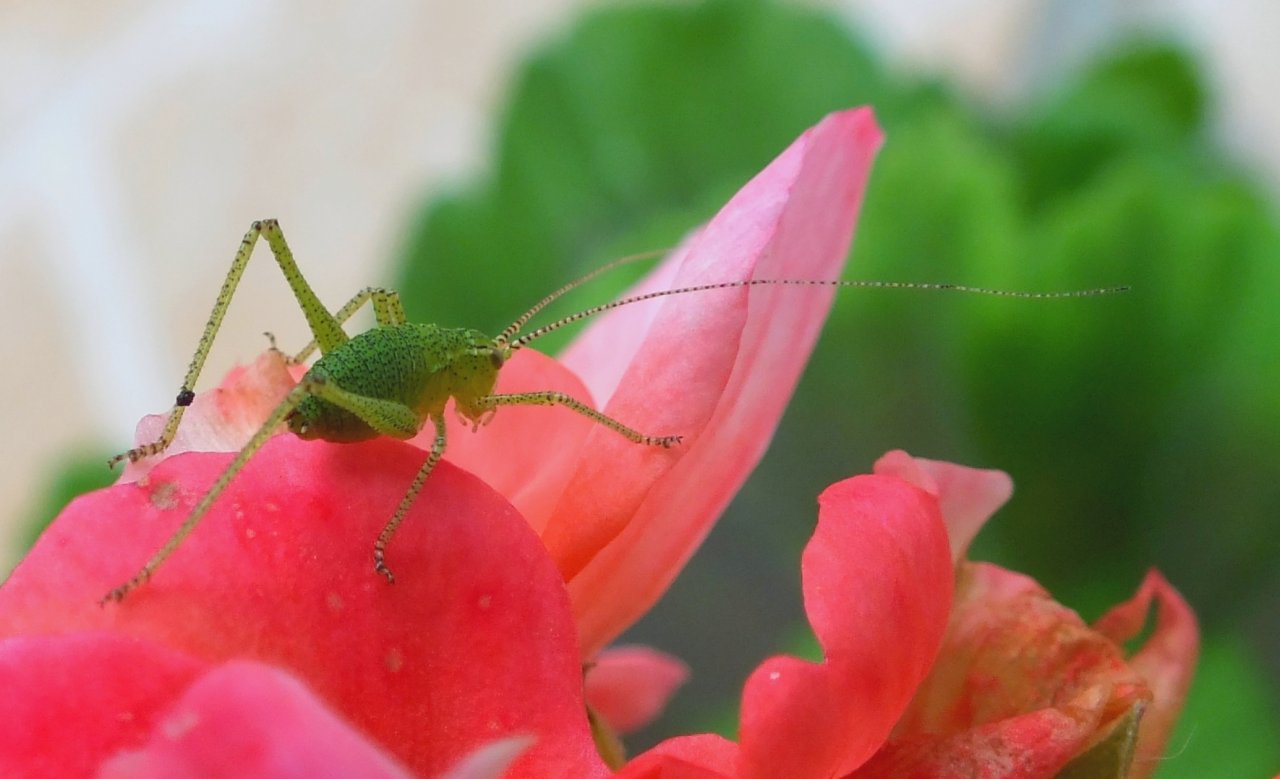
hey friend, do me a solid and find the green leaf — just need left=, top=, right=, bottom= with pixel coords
left=1011, top=41, right=1207, bottom=208
left=1058, top=702, right=1142, bottom=778
left=396, top=0, right=888, bottom=350
left=960, top=155, right=1280, bottom=592
left=1155, top=635, right=1280, bottom=778
left=13, top=448, right=116, bottom=557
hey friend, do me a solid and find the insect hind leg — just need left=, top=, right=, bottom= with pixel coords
left=109, top=219, right=348, bottom=468
left=291, top=287, right=406, bottom=363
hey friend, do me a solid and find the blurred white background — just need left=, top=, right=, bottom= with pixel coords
left=2, top=0, right=1278, bottom=570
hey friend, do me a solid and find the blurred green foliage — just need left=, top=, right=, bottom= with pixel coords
left=397, top=0, right=889, bottom=349
left=1160, top=636, right=1280, bottom=777
left=18, top=449, right=115, bottom=554
left=396, top=0, right=1279, bottom=766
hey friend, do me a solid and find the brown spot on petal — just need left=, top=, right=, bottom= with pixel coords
left=326, top=592, right=344, bottom=613
left=385, top=646, right=403, bottom=673
left=149, top=481, right=180, bottom=511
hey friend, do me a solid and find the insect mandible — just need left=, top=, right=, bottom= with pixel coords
left=101, top=219, right=1124, bottom=604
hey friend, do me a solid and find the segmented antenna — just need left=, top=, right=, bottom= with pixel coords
left=510, top=278, right=1130, bottom=350
left=495, top=248, right=671, bottom=346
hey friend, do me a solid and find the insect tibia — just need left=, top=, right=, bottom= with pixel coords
left=509, top=277, right=1130, bottom=349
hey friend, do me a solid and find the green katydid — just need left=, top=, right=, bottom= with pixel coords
left=101, top=219, right=1125, bottom=604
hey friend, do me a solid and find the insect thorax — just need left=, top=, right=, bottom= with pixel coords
left=287, top=323, right=502, bottom=443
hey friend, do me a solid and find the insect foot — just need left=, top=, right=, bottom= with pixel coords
left=107, top=441, right=165, bottom=469
left=374, top=555, right=396, bottom=585
left=99, top=570, right=149, bottom=606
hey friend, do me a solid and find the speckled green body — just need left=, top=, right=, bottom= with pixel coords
left=288, top=323, right=502, bottom=443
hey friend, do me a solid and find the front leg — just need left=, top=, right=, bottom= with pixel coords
left=478, top=391, right=682, bottom=448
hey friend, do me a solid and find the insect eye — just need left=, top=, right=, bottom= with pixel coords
left=489, top=349, right=505, bottom=369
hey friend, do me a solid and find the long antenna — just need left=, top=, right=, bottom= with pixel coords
left=510, top=278, right=1130, bottom=350
left=495, top=248, right=671, bottom=346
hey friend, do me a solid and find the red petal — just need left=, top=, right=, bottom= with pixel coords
left=1, top=437, right=606, bottom=778
left=98, top=661, right=412, bottom=779
left=864, top=562, right=1151, bottom=777
left=584, top=645, right=690, bottom=735
left=737, top=474, right=953, bottom=778
left=619, top=734, right=739, bottom=779
left=439, top=737, right=537, bottom=779
left=1092, top=570, right=1199, bottom=778
left=556, top=108, right=885, bottom=655
left=874, top=450, right=1013, bottom=561
left=0, top=632, right=205, bottom=779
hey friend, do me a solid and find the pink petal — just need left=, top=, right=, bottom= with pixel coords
left=98, top=661, right=413, bottom=779
left=559, top=240, right=685, bottom=406
left=1092, top=570, right=1199, bottom=779
left=556, top=108, right=884, bottom=655
left=874, top=450, right=1013, bottom=561
left=584, top=645, right=690, bottom=735
left=864, top=562, right=1152, bottom=777
left=0, top=632, right=206, bottom=779
left=428, top=348, right=600, bottom=536
left=120, top=351, right=302, bottom=482
left=737, top=474, right=954, bottom=778
left=1, top=437, right=607, bottom=778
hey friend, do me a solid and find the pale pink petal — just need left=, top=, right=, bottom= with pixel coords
left=558, top=108, right=884, bottom=655
left=585, top=645, right=690, bottom=735
left=98, top=661, right=413, bottom=779
left=559, top=235, right=689, bottom=406
left=737, top=474, right=953, bottom=778
left=120, top=351, right=301, bottom=482
left=874, top=449, right=1013, bottom=561
left=1092, top=570, right=1199, bottom=779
